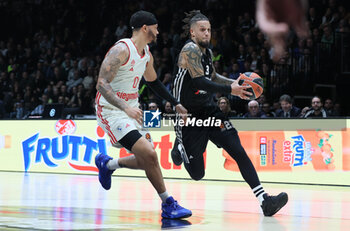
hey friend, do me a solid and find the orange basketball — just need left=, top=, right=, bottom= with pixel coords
left=238, top=72, right=264, bottom=100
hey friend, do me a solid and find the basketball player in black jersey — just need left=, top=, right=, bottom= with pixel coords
left=171, top=10, right=288, bottom=216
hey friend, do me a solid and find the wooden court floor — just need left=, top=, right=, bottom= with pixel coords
left=0, top=172, right=349, bottom=230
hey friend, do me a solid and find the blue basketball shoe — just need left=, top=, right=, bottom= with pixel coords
left=161, top=196, right=192, bottom=219
left=95, top=153, right=115, bottom=190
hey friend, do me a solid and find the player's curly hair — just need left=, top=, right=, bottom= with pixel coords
left=181, top=10, right=209, bottom=38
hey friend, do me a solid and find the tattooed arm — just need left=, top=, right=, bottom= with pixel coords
left=96, top=43, right=129, bottom=110
left=178, top=42, right=204, bottom=77
left=180, top=42, right=252, bottom=99
left=96, top=43, right=142, bottom=123
left=179, top=42, right=231, bottom=94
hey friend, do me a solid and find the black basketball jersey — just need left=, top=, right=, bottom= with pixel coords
left=172, top=40, right=215, bottom=115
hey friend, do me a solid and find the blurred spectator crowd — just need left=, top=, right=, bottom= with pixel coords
left=0, top=0, right=349, bottom=119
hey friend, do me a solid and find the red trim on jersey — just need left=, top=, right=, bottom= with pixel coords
left=130, top=39, right=146, bottom=58
left=104, top=41, right=130, bottom=66
left=118, top=41, right=130, bottom=66
left=145, top=45, right=150, bottom=66
left=95, top=92, right=101, bottom=104
left=95, top=92, right=118, bottom=144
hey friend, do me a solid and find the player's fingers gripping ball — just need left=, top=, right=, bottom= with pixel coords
left=238, top=72, right=264, bottom=100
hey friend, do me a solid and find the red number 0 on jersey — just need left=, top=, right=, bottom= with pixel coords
left=133, top=76, right=140, bottom=88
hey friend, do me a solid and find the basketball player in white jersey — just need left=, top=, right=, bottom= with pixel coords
left=94, top=11, right=191, bottom=219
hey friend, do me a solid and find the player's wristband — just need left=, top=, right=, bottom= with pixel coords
left=192, top=76, right=231, bottom=94
left=146, top=78, right=179, bottom=106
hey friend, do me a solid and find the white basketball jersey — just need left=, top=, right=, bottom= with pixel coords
left=96, top=38, right=150, bottom=109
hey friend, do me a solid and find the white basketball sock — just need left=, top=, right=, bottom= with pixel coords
left=252, top=185, right=266, bottom=205
left=159, top=191, right=170, bottom=203
left=106, top=158, right=121, bottom=170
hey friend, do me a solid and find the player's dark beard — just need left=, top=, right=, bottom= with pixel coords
left=198, top=40, right=210, bottom=48
left=148, top=30, right=157, bottom=43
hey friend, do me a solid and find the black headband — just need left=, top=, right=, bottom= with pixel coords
left=130, top=10, right=158, bottom=30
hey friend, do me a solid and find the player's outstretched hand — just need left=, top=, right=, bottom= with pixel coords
left=256, top=0, right=308, bottom=61
left=125, top=107, right=143, bottom=125
left=231, top=76, right=252, bottom=100
left=175, top=104, right=188, bottom=124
